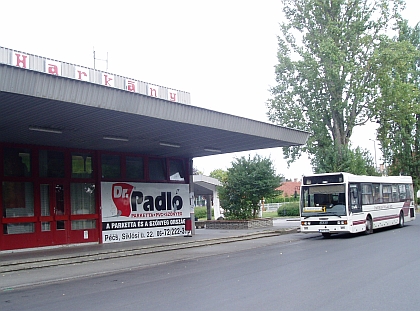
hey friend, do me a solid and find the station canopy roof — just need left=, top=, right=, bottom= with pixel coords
left=0, top=51, right=309, bottom=159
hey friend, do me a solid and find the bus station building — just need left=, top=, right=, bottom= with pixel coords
left=0, top=46, right=309, bottom=251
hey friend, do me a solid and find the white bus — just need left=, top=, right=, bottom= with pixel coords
left=300, top=172, right=416, bottom=237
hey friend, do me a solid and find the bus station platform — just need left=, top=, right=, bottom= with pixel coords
left=0, top=218, right=300, bottom=274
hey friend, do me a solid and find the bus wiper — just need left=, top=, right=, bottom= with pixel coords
left=323, top=212, right=341, bottom=218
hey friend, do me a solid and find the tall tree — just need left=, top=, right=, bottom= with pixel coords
left=373, top=21, right=420, bottom=187
left=267, top=0, right=405, bottom=173
left=209, top=169, right=227, bottom=182
left=218, top=155, right=281, bottom=219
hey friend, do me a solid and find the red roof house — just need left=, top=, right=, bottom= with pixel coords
left=276, top=179, right=301, bottom=197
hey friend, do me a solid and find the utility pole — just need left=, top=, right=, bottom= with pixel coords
left=369, top=139, right=377, bottom=171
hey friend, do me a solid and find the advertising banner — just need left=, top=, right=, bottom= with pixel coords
left=101, top=182, right=191, bottom=243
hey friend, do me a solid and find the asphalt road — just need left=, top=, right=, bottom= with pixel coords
left=1, top=218, right=419, bottom=311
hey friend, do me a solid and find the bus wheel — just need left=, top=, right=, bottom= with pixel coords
left=322, top=233, right=331, bottom=238
left=398, top=212, right=404, bottom=228
left=365, top=217, right=373, bottom=235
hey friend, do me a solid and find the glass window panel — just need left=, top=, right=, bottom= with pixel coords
left=169, top=159, right=185, bottom=181
left=361, top=184, right=373, bottom=205
left=55, top=184, right=65, bottom=215
left=149, top=158, right=166, bottom=181
left=39, top=150, right=65, bottom=178
left=101, top=154, right=121, bottom=179
left=399, top=184, right=407, bottom=201
left=126, top=156, right=144, bottom=179
left=71, top=183, right=96, bottom=215
left=71, top=220, right=96, bottom=230
left=372, top=183, right=381, bottom=203
left=382, top=185, right=392, bottom=203
left=41, top=222, right=51, bottom=231
left=4, top=223, right=34, bottom=234
left=392, top=185, right=399, bottom=203
left=72, top=153, right=93, bottom=178
left=40, top=184, right=50, bottom=216
left=57, top=220, right=65, bottom=230
left=2, top=182, right=34, bottom=217
left=405, top=184, right=413, bottom=200
left=4, top=147, right=31, bottom=177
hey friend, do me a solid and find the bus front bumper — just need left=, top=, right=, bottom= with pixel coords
left=300, top=224, right=350, bottom=234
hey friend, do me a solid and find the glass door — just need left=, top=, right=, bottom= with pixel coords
left=39, top=182, right=69, bottom=245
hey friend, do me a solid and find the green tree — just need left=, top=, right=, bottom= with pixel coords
left=218, top=155, right=282, bottom=219
left=209, top=168, right=227, bottom=182
left=317, top=145, right=378, bottom=175
left=373, top=21, right=420, bottom=188
left=266, top=0, right=405, bottom=173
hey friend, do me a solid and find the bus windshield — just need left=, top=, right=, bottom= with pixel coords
left=301, top=184, right=347, bottom=217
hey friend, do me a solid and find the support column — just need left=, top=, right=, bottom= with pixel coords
left=188, top=158, right=195, bottom=235
left=206, top=194, right=212, bottom=220
left=213, top=189, right=221, bottom=219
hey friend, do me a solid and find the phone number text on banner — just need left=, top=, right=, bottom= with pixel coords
left=102, top=218, right=189, bottom=243
left=103, top=226, right=187, bottom=243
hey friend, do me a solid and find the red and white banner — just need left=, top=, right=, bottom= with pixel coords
left=101, top=182, right=191, bottom=243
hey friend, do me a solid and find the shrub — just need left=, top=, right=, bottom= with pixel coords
left=194, top=206, right=213, bottom=219
left=277, top=202, right=300, bottom=216
left=219, top=155, right=281, bottom=219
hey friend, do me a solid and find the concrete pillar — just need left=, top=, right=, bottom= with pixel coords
left=206, top=194, right=212, bottom=220
left=213, top=189, right=221, bottom=219
left=188, top=158, right=195, bottom=235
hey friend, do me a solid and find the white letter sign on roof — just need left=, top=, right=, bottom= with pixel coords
left=13, top=51, right=29, bottom=69
left=45, top=60, right=61, bottom=76
left=102, top=73, right=115, bottom=87
left=2, top=46, right=189, bottom=105
left=75, top=66, right=90, bottom=81
left=125, top=79, right=137, bottom=92
left=148, top=84, right=159, bottom=98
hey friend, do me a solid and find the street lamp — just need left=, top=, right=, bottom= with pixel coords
left=369, top=139, right=377, bottom=170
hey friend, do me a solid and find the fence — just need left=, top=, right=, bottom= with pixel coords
left=263, top=203, right=283, bottom=211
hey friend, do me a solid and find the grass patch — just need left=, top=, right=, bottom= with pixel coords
left=262, top=211, right=278, bottom=218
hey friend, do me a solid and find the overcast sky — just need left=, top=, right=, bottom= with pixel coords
left=1, top=0, right=419, bottom=179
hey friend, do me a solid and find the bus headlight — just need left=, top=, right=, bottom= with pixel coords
left=301, top=221, right=311, bottom=226
left=337, top=220, right=348, bottom=225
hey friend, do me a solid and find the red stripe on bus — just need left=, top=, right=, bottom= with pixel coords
left=373, top=214, right=399, bottom=222
left=353, top=214, right=398, bottom=225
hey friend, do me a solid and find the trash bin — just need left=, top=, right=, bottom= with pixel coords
left=185, top=218, right=192, bottom=231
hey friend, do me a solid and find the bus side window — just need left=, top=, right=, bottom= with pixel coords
left=349, top=184, right=360, bottom=213
left=372, top=183, right=381, bottom=203
left=361, top=183, right=373, bottom=205
left=405, top=184, right=413, bottom=200
left=391, top=184, right=399, bottom=203
left=382, top=185, right=392, bottom=203
left=398, top=184, right=406, bottom=201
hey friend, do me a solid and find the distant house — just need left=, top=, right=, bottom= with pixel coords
left=276, top=179, right=301, bottom=197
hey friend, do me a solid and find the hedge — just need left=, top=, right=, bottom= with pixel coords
left=277, top=202, right=300, bottom=217
left=194, top=206, right=213, bottom=219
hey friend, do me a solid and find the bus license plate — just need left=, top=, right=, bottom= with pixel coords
left=319, top=229, right=330, bottom=233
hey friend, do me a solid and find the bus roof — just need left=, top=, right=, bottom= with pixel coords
left=302, top=172, right=412, bottom=185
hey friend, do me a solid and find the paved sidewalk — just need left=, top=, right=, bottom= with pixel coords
left=0, top=218, right=300, bottom=273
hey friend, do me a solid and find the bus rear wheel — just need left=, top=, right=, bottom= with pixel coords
left=398, top=212, right=404, bottom=228
left=365, top=217, right=373, bottom=235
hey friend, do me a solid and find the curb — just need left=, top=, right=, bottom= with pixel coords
left=0, top=228, right=299, bottom=273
